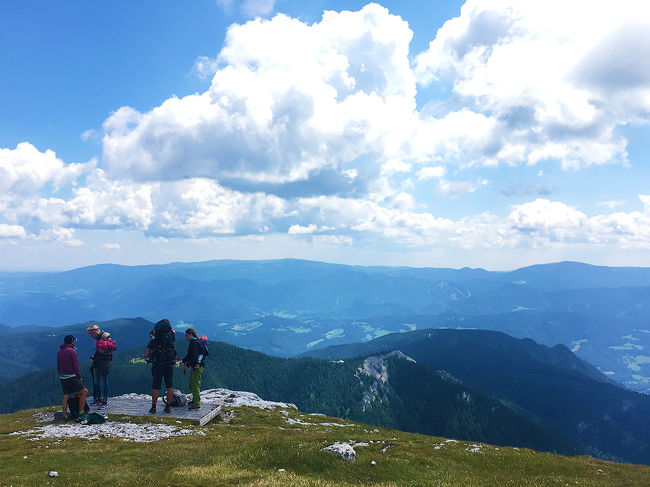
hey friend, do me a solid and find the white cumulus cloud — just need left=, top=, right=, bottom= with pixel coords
left=101, top=4, right=419, bottom=199
left=0, top=142, right=93, bottom=194
left=508, top=199, right=587, bottom=232
left=414, top=0, right=650, bottom=169
left=288, top=224, right=318, bottom=234
left=5, top=3, right=650, bottom=262
left=0, top=224, right=26, bottom=239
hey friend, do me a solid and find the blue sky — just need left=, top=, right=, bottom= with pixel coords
left=1, top=0, right=650, bottom=271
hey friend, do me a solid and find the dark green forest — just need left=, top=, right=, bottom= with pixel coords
left=1, top=340, right=575, bottom=456
left=3, top=328, right=650, bottom=464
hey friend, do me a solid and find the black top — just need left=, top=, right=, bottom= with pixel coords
left=182, top=339, right=203, bottom=368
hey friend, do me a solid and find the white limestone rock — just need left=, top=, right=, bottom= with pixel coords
left=321, top=442, right=356, bottom=461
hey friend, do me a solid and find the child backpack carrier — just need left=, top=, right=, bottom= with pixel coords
left=198, top=336, right=210, bottom=365
left=152, top=319, right=176, bottom=365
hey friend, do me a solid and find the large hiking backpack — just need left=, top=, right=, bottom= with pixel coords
left=152, top=319, right=176, bottom=365
left=162, top=389, right=188, bottom=407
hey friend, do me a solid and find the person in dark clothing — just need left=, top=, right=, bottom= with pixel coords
left=144, top=322, right=175, bottom=414
left=181, top=327, right=205, bottom=410
left=56, top=335, right=88, bottom=420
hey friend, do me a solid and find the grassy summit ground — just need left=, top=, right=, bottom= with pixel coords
left=1, top=405, right=648, bottom=487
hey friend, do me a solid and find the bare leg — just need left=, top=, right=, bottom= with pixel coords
left=166, top=388, right=173, bottom=405
left=78, top=388, right=88, bottom=414
left=152, top=389, right=159, bottom=406
left=62, top=394, right=69, bottom=417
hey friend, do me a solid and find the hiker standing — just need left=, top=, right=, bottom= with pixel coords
left=145, top=319, right=176, bottom=414
left=94, top=332, right=117, bottom=410
left=57, top=335, right=88, bottom=421
left=181, top=328, right=208, bottom=410
left=86, top=324, right=104, bottom=405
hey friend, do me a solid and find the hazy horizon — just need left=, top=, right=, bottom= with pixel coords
left=2, top=255, right=649, bottom=275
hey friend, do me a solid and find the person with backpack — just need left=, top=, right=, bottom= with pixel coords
left=86, top=324, right=104, bottom=406
left=144, top=319, right=176, bottom=414
left=94, top=332, right=117, bottom=410
left=57, top=335, right=88, bottom=421
left=181, top=328, right=208, bottom=410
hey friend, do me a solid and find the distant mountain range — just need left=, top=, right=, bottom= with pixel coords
left=2, top=322, right=649, bottom=464
left=1, top=259, right=649, bottom=392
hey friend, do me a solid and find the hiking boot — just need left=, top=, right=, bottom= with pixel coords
left=188, top=404, right=201, bottom=410
left=98, top=403, right=107, bottom=410
left=149, top=405, right=156, bottom=414
left=164, top=405, right=171, bottom=414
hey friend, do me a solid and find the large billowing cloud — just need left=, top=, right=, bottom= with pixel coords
left=102, top=1, right=650, bottom=198
left=0, top=142, right=92, bottom=194
left=415, top=0, right=650, bottom=169
left=3, top=2, right=650, bottom=257
left=103, top=4, right=418, bottom=199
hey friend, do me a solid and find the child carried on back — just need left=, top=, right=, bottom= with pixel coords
left=93, top=332, right=117, bottom=410
left=96, top=332, right=117, bottom=360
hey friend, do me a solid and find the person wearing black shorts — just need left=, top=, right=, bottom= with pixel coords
left=151, top=361, right=174, bottom=392
left=145, top=325, right=175, bottom=414
left=57, top=335, right=88, bottom=420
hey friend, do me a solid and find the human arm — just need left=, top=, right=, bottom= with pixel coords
left=72, top=349, right=82, bottom=378
left=144, top=339, right=154, bottom=363
left=183, top=341, right=200, bottom=369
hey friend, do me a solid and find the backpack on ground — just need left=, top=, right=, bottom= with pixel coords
left=162, top=389, right=188, bottom=407
left=152, top=319, right=176, bottom=365
left=85, top=412, right=107, bottom=424
left=68, top=392, right=90, bottom=419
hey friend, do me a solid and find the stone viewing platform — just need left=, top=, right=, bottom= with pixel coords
left=106, top=395, right=222, bottom=426
left=53, top=389, right=298, bottom=427
left=60, top=389, right=297, bottom=426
